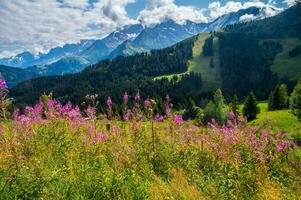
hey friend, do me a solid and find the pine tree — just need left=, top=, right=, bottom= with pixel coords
left=214, top=88, right=225, bottom=106
left=203, top=35, right=214, bottom=56
left=268, top=84, right=288, bottom=110
left=290, top=80, right=301, bottom=120
left=243, top=92, right=260, bottom=121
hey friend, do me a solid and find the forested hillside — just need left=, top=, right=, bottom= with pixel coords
left=11, top=36, right=204, bottom=110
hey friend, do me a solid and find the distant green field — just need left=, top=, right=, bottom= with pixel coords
left=153, top=72, right=189, bottom=81
left=248, top=102, right=301, bottom=134
left=269, top=38, right=301, bottom=81
left=188, top=33, right=221, bottom=91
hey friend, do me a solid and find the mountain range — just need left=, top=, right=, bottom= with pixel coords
left=0, top=5, right=282, bottom=87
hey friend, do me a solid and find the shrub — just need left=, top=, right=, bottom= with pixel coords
left=243, top=92, right=260, bottom=121
left=268, top=84, right=289, bottom=110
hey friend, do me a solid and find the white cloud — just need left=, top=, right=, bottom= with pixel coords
left=137, top=0, right=208, bottom=26
left=240, top=14, right=257, bottom=21
left=0, top=0, right=136, bottom=57
left=208, top=0, right=282, bottom=21
left=208, top=1, right=243, bottom=19
left=63, top=0, right=90, bottom=9
left=283, top=0, right=297, bottom=6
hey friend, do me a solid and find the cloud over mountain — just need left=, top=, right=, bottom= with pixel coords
left=137, top=0, right=207, bottom=26
left=208, top=0, right=282, bottom=20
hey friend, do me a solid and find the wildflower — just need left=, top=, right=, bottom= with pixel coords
left=106, top=97, right=113, bottom=106
left=173, top=115, right=183, bottom=125
left=12, top=109, right=20, bottom=120
left=234, top=152, right=241, bottom=159
left=134, top=93, right=140, bottom=102
left=86, top=106, right=96, bottom=120
left=0, top=78, right=8, bottom=91
left=229, top=111, right=235, bottom=119
left=95, top=132, right=108, bottom=143
left=0, top=125, right=4, bottom=137
left=123, top=109, right=131, bottom=122
left=123, top=92, right=129, bottom=104
left=153, top=114, right=165, bottom=122
left=209, top=119, right=217, bottom=130
left=277, top=141, right=286, bottom=152
left=267, top=152, right=273, bottom=159
left=112, top=125, right=121, bottom=135
left=261, top=130, right=268, bottom=140
left=211, top=143, right=218, bottom=150
left=144, top=98, right=151, bottom=107
left=258, top=157, right=266, bottom=163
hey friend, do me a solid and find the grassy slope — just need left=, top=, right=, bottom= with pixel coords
left=154, top=33, right=222, bottom=90
left=249, top=102, right=301, bottom=134
left=188, top=33, right=221, bottom=91
left=270, top=38, right=301, bottom=81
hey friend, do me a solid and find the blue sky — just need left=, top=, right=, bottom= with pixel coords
left=0, top=0, right=294, bottom=58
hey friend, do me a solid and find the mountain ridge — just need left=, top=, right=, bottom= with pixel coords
left=0, top=5, right=280, bottom=69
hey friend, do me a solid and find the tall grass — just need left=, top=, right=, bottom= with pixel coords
left=0, top=93, right=300, bottom=199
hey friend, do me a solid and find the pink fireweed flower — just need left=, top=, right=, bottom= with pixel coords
left=123, top=109, right=131, bottom=122
left=0, top=125, right=4, bottom=137
left=234, top=152, right=241, bottom=159
left=94, top=132, right=108, bottom=143
left=134, top=93, right=141, bottom=102
left=209, top=119, right=217, bottom=130
left=87, top=124, right=94, bottom=134
left=153, top=114, right=165, bottom=122
left=211, top=143, right=218, bottom=150
left=277, top=141, right=287, bottom=152
left=165, top=107, right=172, bottom=116
left=67, top=106, right=81, bottom=121
left=33, top=102, right=43, bottom=114
left=0, top=78, right=8, bottom=91
left=261, top=130, right=268, bottom=140
left=47, top=99, right=58, bottom=107
left=173, top=115, right=183, bottom=125
left=267, top=152, right=273, bottom=159
left=123, top=92, right=129, bottom=104
left=12, top=109, right=19, bottom=120
left=144, top=98, right=151, bottom=107
left=221, top=126, right=233, bottom=135
left=258, top=157, right=266, bottom=163
left=112, top=125, right=121, bottom=135
left=106, top=97, right=113, bottom=106
left=229, top=111, right=235, bottom=119
left=86, top=106, right=96, bottom=120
